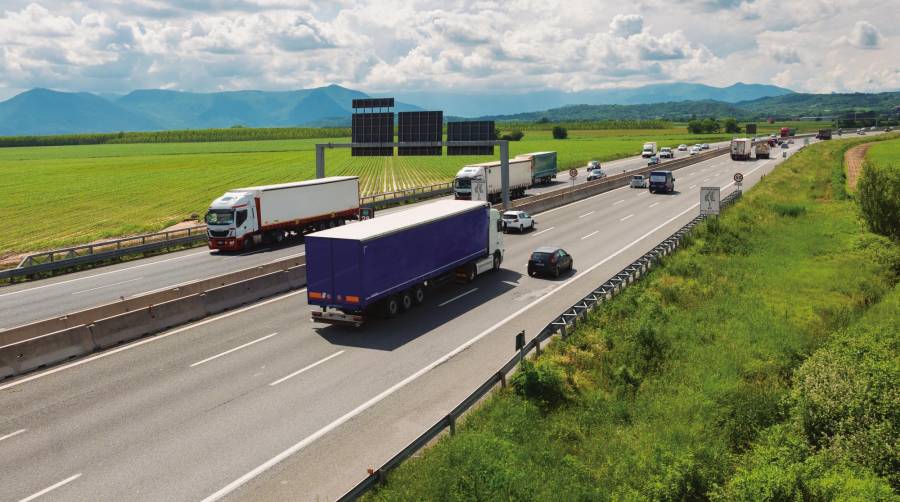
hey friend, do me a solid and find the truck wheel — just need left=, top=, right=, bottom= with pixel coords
left=465, top=263, right=477, bottom=283
left=400, top=291, right=413, bottom=311
left=384, top=296, right=400, bottom=318
left=413, top=286, right=426, bottom=305
left=492, top=253, right=501, bottom=272
left=273, top=231, right=284, bottom=244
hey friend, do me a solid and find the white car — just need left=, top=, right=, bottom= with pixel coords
left=678, top=144, right=688, bottom=151
left=630, top=175, right=647, bottom=188
left=689, top=146, right=701, bottom=155
left=587, top=168, right=607, bottom=181
left=659, top=147, right=674, bottom=158
left=587, top=160, right=601, bottom=170
left=502, top=210, right=535, bottom=233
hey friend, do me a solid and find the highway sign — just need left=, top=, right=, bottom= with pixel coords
left=569, top=168, right=578, bottom=179
left=733, top=173, right=744, bottom=183
left=700, top=186, right=720, bottom=215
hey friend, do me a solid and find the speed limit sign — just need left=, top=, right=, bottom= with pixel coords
left=733, top=172, right=744, bottom=183
left=569, top=168, right=578, bottom=179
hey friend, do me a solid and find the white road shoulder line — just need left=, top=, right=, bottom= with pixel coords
left=0, top=428, right=26, bottom=443
left=613, top=199, right=624, bottom=205
left=0, top=251, right=208, bottom=299
left=0, top=289, right=307, bottom=392
left=201, top=193, right=710, bottom=502
left=531, top=226, right=555, bottom=237
left=578, top=211, right=595, bottom=218
left=71, top=277, right=144, bottom=295
left=269, top=351, right=345, bottom=387
left=438, top=288, right=478, bottom=307
left=190, top=333, right=279, bottom=368
left=19, top=473, right=81, bottom=502
left=689, top=184, right=697, bottom=189
left=581, top=230, right=599, bottom=240
left=649, top=202, right=660, bottom=208
left=620, top=214, right=634, bottom=222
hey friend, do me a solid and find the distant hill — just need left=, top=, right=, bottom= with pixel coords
left=396, top=82, right=793, bottom=117
left=467, top=92, right=900, bottom=122
left=0, top=85, right=422, bottom=135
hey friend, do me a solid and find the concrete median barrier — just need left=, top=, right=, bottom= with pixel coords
left=89, top=308, right=156, bottom=350
left=287, top=265, right=307, bottom=290
left=0, top=325, right=94, bottom=376
left=149, top=294, right=207, bottom=333
left=203, top=270, right=291, bottom=316
left=1, top=317, right=72, bottom=347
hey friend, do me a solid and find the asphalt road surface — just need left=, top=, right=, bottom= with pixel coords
left=0, top=139, right=808, bottom=501
left=0, top=141, right=727, bottom=330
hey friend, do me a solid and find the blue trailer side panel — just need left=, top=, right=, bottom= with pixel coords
left=306, top=204, right=488, bottom=312
left=361, top=207, right=487, bottom=305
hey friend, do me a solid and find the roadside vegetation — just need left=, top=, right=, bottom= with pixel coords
left=0, top=128, right=730, bottom=255
left=859, top=139, right=900, bottom=241
left=363, top=135, right=900, bottom=500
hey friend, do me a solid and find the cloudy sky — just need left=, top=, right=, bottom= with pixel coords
left=0, top=0, right=897, bottom=100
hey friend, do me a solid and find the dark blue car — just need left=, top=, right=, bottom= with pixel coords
left=528, top=246, right=573, bottom=278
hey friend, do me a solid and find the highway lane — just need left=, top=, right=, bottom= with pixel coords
left=0, top=141, right=793, bottom=501
left=0, top=142, right=723, bottom=330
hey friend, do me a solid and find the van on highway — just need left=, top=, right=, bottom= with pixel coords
left=648, top=170, right=675, bottom=194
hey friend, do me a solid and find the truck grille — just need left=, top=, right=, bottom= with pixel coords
left=209, top=230, right=229, bottom=238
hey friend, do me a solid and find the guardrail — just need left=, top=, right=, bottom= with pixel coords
left=339, top=190, right=744, bottom=501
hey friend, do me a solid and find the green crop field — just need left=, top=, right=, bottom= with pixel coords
left=867, top=137, right=900, bottom=165
left=1, top=128, right=735, bottom=255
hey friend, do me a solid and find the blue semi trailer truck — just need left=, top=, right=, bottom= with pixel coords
left=306, top=200, right=505, bottom=326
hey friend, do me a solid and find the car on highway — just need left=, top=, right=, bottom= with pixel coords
left=501, top=210, right=535, bottom=233
left=659, top=147, right=674, bottom=158
left=528, top=246, right=573, bottom=278
left=630, top=175, right=647, bottom=188
left=678, top=144, right=688, bottom=151
left=689, top=146, right=701, bottom=155
left=587, top=168, right=607, bottom=181
left=647, top=155, right=660, bottom=166
left=701, top=143, right=710, bottom=149
left=587, top=160, right=601, bottom=170
left=858, top=128, right=866, bottom=135
left=781, top=141, right=790, bottom=148
left=885, top=127, right=893, bottom=132
left=869, top=126, right=877, bottom=131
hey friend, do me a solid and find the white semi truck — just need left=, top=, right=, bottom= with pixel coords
left=641, top=142, right=658, bottom=158
left=205, top=176, right=360, bottom=251
left=453, top=158, right=532, bottom=203
left=730, top=138, right=753, bottom=160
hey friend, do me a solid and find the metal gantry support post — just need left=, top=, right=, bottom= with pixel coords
left=315, top=144, right=326, bottom=179
left=499, top=140, right=510, bottom=210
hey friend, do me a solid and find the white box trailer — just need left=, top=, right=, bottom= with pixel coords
left=454, top=158, right=532, bottom=203
left=730, top=138, right=753, bottom=160
left=641, top=142, right=658, bottom=158
left=205, top=176, right=360, bottom=251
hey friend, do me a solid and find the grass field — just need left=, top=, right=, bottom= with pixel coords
left=867, top=137, right=900, bottom=165
left=363, top=136, right=900, bottom=500
left=1, top=128, right=732, bottom=255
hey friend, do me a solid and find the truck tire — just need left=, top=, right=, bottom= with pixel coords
left=400, top=291, right=413, bottom=311
left=273, top=231, right=284, bottom=244
left=384, top=296, right=400, bottom=318
left=413, top=286, right=426, bottom=305
left=465, top=263, right=476, bottom=283
left=492, top=252, right=501, bottom=272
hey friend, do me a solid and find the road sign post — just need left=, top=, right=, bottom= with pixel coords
left=733, top=172, right=743, bottom=192
left=700, top=187, right=721, bottom=216
left=569, top=168, right=578, bottom=190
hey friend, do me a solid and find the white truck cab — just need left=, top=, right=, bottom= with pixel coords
left=205, top=191, right=259, bottom=249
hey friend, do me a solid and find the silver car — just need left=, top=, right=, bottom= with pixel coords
left=630, top=175, right=647, bottom=188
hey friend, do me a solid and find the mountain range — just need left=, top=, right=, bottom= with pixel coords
left=0, top=82, right=794, bottom=136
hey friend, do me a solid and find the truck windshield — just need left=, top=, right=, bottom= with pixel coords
left=455, top=178, right=471, bottom=189
left=205, top=209, right=234, bottom=225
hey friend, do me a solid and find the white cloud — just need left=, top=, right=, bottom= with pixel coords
left=848, top=20, right=882, bottom=49
left=0, top=0, right=896, bottom=97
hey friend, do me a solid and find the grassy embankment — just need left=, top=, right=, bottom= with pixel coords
left=363, top=135, right=900, bottom=500
left=0, top=129, right=728, bottom=255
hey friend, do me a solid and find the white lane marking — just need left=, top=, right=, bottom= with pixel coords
left=269, top=351, right=345, bottom=387
left=613, top=199, right=625, bottom=205
left=438, top=288, right=478, bottom=307
left=581, top=230, right=599, bottom=240
left=190, top=333, right=279, bottom=368
left=268, top=251, right=305, bottom=263
left=531, top=226, right=555, bottom=237
left=649, top=202, right=660, bottom=208
left=201, top=192, right=715, bottom=502
left=70, top=277, right=144, bottom=295
left=689, top=185, right=697, bottom=189
left=502, top=281, right=518, bottom=287
left=19, top=473, right=82, bottom=502
left=620, top=214, right=634, bottom=222
left=0, top=429, right=26, bottom=443
left=0, top=251, right=209, bottom=298
left=578, top=211, right=595, bottom=218
left=0, top=289, right=306, bottom=392
left=703, top=177, right=710, bottom=182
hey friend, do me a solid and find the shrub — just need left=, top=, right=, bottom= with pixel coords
left=511, top=358, right=576, bottom=409
left=858, top=161, right=900, bottom=240
left=552, top=126, right=568, bottom=139
left=770, top=203, right=806, bottom=218
left=499, top=129, right=525, bottom=141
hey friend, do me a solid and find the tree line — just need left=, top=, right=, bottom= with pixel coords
left=686, top=117, right=743, bottom=134
left=0, top=127, right=352, bottom=148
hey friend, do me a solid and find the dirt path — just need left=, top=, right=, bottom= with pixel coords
left=845, top=142, right=873, bottom=191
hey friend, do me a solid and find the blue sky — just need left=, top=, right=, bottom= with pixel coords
left=0, top=0, right=896, bottom=100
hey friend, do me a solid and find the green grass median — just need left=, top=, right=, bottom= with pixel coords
left=363, top=136, right=900, bottom=500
